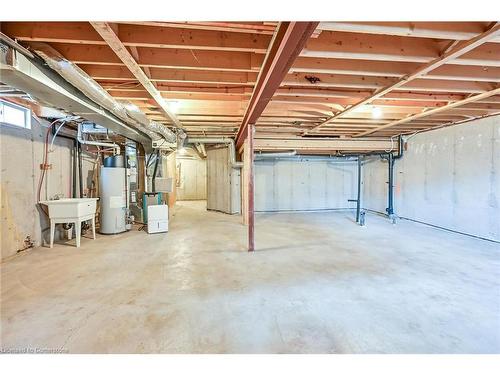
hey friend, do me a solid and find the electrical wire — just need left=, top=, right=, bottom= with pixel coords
left=404, top=128, right=427, bottom=142
left=37, top=116, right=82, bottom=216
left=49, top=121, right=66, bottom=152
left=384, top=134, right=400, bottom=153
left=37, top=119, right=63, bottom=216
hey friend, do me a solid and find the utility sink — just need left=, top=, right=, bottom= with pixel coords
left=40, top=198, right=99, bottom=219
left=39, top=198, right=99, bottom=248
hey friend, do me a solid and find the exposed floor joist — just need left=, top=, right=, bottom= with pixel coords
left=254, top=137, right=394, bottom=152
left=305, top=23, right=500, bottom=134
left=235, top=22, right=319, bottom=149
left=1, top=21, right=499, bottom=142
left=90, top=22, right=183, bottom=129
left=356, top=87, right=500, bottom=136
left=317, top=22, right=500, bottom=42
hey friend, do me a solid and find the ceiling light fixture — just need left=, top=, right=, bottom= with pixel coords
left=372, top=107, right=383, bottom=119
left=167, top=100, right=180, bottom=114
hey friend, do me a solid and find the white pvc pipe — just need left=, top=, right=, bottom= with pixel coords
left=77, top=125, right=121, bottom=155
left=254, top=151, right=297, bottom=159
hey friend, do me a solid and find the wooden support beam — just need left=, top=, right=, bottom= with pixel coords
left=282, top=74, right=492, bottom=93
left=317, top=22, right=500, bottom=43
left=291, top=58, right=500, bottom=82
left=2, top=22, right=271, bottom=53
left=253, top=137, right=394, bottom=152
left=48, top=43, right=262, bottom=72
left=128, top=45, right=155, bottom=87
left=355, top=88, right=500, bottom=137
left=247, top=123, right=255, bottom=252
left=235, top=22, right=319, bottom=149
left=116, top=92, right=247, bottom=102
left=118, top=21, right=276, bottom=35
left=103, top=86, right=253, bottom=99
left=301, top=30, right=500, bottom=66
left=90, top=22, right=183, bottom=129
left=305, top=23, right=500, bottom=134
left=82, top=64, right=258, bottom=85
left=275, top=89, right=466, bottom=102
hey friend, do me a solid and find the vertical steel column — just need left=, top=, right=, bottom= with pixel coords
left=356, top=156, right=362, bottom=223
left=387, top=152, right=395, bottom=216
left=248, top=123, right=255, bottom=252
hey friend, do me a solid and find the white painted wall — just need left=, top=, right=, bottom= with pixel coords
left=255, top=158, right=358, bottom=212
left=176, top=158, right=206, bottom=200
left=1, top=116, right=94, bottom=259
left=363, top=115, right=500, bottom=241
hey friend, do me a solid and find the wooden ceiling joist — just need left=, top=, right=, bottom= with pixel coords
left=291, top=58, right=500, bottom=82
left=356, top=88, right=500, bottom=137
left=2, top=21, right=499, bottom=142
left=118, top=21, right=276, bottom=35
left=90, top=22, right=183, bottom=129
left=317, top=22, right=500, bottom=43
left=301, top=31, right=500, bottom=66
left=2, top=22, right=272, bottom=53
left=282, top=74, right=493, bottom=93
left=235, top=22, right=319, bottom=149
left=48, top=44, right=263, bottom=72
left=254, top=137, right=394, bottom=152
left=305, top=23, right=500, bottom=135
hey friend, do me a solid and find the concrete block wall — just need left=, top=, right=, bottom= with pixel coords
left=363, top=115, right=500, bottom=242
left=1, top=116, right=94, bottom=260
left=255, top=158, right=358, bottom=212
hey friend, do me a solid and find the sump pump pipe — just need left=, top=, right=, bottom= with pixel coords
left=186, top=137, right=242, bottom=168
left=77, top=124, right=121, bottom=155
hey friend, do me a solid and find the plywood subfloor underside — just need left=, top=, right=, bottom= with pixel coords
left=1, top=201, right=499, bottom=353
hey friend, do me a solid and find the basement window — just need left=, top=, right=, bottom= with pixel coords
left=0, top=100, right=31, bottom=129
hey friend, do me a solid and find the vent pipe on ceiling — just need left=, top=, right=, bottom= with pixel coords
left=77, top=124, right=121, bottom=155
left=30, top=42, right=179, bottom=145
left=186, top=137, right=242, bottom=168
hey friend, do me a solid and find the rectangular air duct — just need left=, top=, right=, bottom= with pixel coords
left=0, top=45, right=153, bottom=153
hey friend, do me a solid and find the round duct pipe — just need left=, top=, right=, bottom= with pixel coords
left=186, top=137, right=242, bottom=168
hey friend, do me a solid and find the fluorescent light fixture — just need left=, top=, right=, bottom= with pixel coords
left=372, top=107, right=383, bottom=119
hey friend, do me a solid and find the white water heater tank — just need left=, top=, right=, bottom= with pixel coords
left=100, top=166, right=127, bottom=234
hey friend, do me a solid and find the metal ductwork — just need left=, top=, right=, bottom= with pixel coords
left=119, top=100, right=177, bottom=144
left=0, top=44, right=154, bottom=153
left=28, top=42, right=178, bottom=146
left=186, top=137, right=242, bottom=168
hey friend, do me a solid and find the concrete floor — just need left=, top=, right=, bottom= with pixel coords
left=1, top=201, right=499, bottom=353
